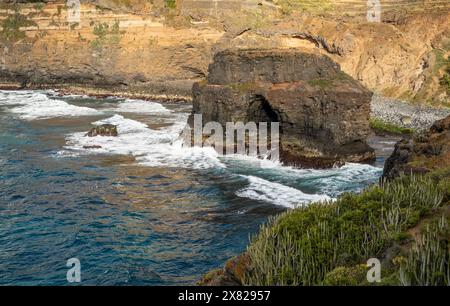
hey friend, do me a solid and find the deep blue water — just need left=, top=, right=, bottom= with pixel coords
left=0, top=90, right=396, bottom=285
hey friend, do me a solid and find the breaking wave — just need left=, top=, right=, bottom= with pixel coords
left=0, top=90, right=102, bottom=120
left=236, top=175, right=332, bottom=208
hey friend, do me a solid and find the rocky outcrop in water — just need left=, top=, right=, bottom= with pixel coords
left=382, top=115, right=450, bottom=179
left=190, top=49, right=375, bottom=168
left=85, top=124, right=118, bottom=137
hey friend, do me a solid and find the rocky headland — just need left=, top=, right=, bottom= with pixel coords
left=191, top=48, right=375, bottom=168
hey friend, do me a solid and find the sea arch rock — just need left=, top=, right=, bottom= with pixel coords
left=190, top=49, right=375, bottom=168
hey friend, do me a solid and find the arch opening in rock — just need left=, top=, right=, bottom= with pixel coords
left=247, top=94, right=280, bottom=128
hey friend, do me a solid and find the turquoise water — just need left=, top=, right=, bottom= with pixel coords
left=0, top=90, right=393, bottom=285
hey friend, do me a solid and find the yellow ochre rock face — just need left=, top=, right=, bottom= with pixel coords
left=0, top=0, right=449, bottom=104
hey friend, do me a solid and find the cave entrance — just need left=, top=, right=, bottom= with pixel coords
left=246, top=94, right=281, bottom=159
left=247, top=95, right=280, bottom=126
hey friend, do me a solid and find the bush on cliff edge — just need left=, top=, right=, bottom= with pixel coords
left=243, top=172, right=449, bottom=286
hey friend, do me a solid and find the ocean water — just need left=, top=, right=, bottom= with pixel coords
left=0, top=90, right=396, bottom=285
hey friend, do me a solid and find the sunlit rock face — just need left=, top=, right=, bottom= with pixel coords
left=190, top=49, right=375, bottom=168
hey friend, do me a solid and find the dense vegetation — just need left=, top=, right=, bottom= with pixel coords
left=243, top=171, right=450, bottom=286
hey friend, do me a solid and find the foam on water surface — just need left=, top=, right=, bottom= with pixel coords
left=114, top=99, right=172, bottom=114
left=236, top=175, right=332, bottom=208
left=61, top=114, right=225, bottom=169
left=0, top=90, right=384, bottom=207
left=0, top=90, right=102, bottom=120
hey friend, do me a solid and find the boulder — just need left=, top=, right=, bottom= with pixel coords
left=383, top=115, right=450, bottom=179
left=190, top=49, right=375, bottom=168
left=85, top=124, right=118, bottom=137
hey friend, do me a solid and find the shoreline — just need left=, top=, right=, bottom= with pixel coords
left=2, top=82, right=449, bottom=132
left=0, top=82, right=193, bottom=104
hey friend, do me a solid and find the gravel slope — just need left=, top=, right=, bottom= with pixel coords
left=371, top=94, right=450, bottom=132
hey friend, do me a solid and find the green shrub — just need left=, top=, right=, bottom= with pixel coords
left=323, top=265, right=368, bottom=286
left=243, top=176, right=445, bottom=286
left=440, top=70, right=450, bottom=93
left=307, top=78, right=333, bottom=89
left=399, top=215, right=450, bottom=286
left=165, top=0, right=176, bottom=9
left=278, top=0, right=334, bottom=15
left=1, top=13, right=37, bottom=41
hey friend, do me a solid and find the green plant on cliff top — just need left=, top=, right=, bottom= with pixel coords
left=243, top=175, right=446, bottom=286
left=307, top=78, right=333, bottom=89
left=399, top=215, right=450, bottom=286
left=111, top=0, right=133, bottom=8
left=323, top=265, right=368, bottom=286
left=370, top=118, right=414, bottom=135
left=1, top=12, right=37, bottom=41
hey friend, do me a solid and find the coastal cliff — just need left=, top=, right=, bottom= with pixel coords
left=0, top=1, right=449, bottom=104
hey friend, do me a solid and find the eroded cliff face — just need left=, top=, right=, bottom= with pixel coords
left=191, top=49, right=375, bottom=168
left=383, top=114, right=450, bottom=179
left=0, top=1, right=449, bottom=104
left=0, top=1, right=223, bottom=98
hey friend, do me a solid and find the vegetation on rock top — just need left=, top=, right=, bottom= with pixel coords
left=241, top=171, right=449, bottom=286
left=370, top=118, right=414, bottom=135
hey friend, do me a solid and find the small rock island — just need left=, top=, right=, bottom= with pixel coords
left=190, top=49, right=375, bottom=168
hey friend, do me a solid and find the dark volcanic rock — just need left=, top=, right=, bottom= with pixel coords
left=207, top=49, right=341, bottom=85
left=190, top=49, right=375, bottom=168
left=382, top=138, right=416, bottom=180
left=85, top=124, right=118, bottom=137
left=382, top=115, right=450, bottom=179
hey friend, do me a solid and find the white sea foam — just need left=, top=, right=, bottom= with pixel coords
left=0, top=90, right=102, bottom=120
left=61, top=114, right=225, bottom=169
left=60, top=111, right=379, bottom=202
left=236, top=175, right=332, bottom=208
left=113, top=99, right=171, bottom=114
left=46, top=91, right=90, bottom=99
left=225, top=153, right=382, bottom=198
